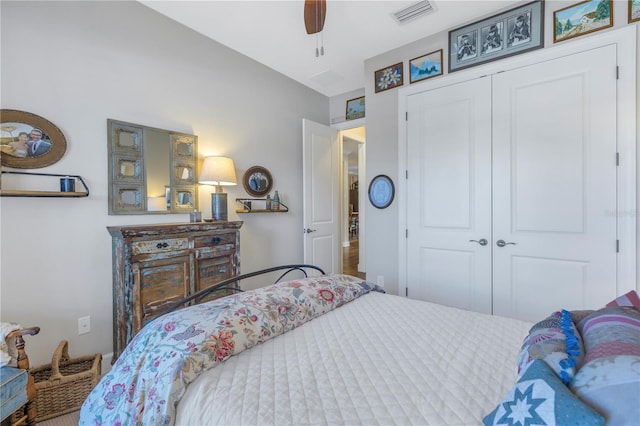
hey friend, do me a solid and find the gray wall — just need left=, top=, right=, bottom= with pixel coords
left=363, top=0, right=640, bottom=295
left=0, top=0, right=327, bottom=366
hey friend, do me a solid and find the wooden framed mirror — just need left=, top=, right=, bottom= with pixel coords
left=1, top=109, right=67, bottom=168
left=107, top=119, right=197, bottom=215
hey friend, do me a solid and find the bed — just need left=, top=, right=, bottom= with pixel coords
left=79, top=267, right=640, bottom=425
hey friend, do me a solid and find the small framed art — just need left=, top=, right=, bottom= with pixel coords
left=410, top=49, right=443, bottom=84
left=629, top=0, right=640, bottom=23
left=243, top=165, right=273, bottom=197
left=345, top=96, right=365, bottom=120
left=554, top=0, right=613, bottom=43
left=448, top=1, right=544, bottom=73
left=368, top=175, right=395, bottom=209
left=374, top=62, right=403, bottom=93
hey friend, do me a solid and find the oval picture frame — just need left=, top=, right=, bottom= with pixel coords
left=1, top=109, right=67, bottom=169
left=243, top=165, right=273, bottom=197
left=368, top=174, right=395, bottom=209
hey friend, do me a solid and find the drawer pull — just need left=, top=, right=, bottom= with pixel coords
left=156, top=242, right=169, bottom=249
left=211, top=237, right=222, bottom=245
left=218, top=268, right=227, bottom=273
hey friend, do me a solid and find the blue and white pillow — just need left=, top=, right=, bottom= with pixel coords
left=483, top=360, right=604, bottom=426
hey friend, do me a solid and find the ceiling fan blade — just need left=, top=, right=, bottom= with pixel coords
left=304, top=0, right=326, bottom=35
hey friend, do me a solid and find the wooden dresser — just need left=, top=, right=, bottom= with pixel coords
left=107, top=221, right=242, bottom=360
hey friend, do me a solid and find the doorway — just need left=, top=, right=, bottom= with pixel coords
left=340, top=126, right=365, bottom=279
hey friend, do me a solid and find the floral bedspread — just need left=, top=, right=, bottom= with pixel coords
left=79, top=274, right=381, bottom=425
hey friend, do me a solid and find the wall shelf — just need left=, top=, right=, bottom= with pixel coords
left=235, top=198, right=288, bottom=213
left=0, top=171, right=90, bottom=198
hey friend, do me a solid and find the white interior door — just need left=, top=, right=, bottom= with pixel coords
left=302, top=119, right=340, bottom=274
left=492, top=45, right=618, bottom=321
left=406, top=77, right=493, bottom=314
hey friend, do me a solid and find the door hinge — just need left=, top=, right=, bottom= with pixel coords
left=405, top=287, right=408, bottom=297
left=616, top=66, right=619, bottom=80
left=616, top=152, right=620, bottom=166
left=406, top=170, right=408, bottom=179
left=406, top=111, right=408, bottom=121
left=616, top=240, right=620, bottom=253
left=406, top=229, right=408, bottom=238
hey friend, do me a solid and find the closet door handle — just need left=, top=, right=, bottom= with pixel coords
left=469, top=239, right=488, bottom=246
left=304, top=228, right=317, bottom=234
left=496, top=240, right=516, bottom=247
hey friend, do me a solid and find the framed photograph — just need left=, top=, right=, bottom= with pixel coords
left=448, top=1, right=544, bottom=73
left=629, top=0, right=640, bottom=23
left=0, top=109, right=67, bottom=169
left=368, top=175, right=395, bottom=209
left=410, top=49, right=443, bottom=84
left=554, top=0, right=614, bottom=43
left=242, top=165, right=273, bottom=197
left=345, top=96, right=365, bottom=120
left=374, top=62, right=403, bottom=93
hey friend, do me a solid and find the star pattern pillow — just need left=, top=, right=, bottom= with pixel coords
left=483, top=360, right=604, bottom=426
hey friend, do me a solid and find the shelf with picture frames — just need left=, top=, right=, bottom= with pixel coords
left=235, top=198, right=288, bottom=213
left=0, top=171, right=89, bottom=197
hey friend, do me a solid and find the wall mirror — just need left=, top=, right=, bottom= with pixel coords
left=107, top=119, right=197, bottom=215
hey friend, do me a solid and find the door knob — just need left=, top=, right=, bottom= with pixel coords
left=304, top=228, right=317, bottom=233
left=469, top=239, right=488, bottom=246
left=496, top=239, right=516, bottom=247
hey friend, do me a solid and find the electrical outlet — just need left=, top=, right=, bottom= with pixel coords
left=78, top=316, right=91, bottom=335
left=377, top=275, right=385, bottom=287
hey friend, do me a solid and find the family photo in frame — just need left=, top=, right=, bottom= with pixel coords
left=0, top=109, right=67, bottom=169
left=448, top=1, right=544, bottom=73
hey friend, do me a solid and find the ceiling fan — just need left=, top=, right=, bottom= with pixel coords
left=304, top=0, right=326, bottom=57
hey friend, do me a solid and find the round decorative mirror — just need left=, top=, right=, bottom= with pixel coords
left=243, top=166, right=273, bottom=197
left=1, top=110, right=67, bottom=168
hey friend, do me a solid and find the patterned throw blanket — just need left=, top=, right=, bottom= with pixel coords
left=79, top=274, right=382, bottom=425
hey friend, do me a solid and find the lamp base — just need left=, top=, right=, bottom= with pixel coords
left=211, top=192, right=228, bottom=221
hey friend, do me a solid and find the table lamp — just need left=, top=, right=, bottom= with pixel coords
left=198, top=156, right=237, bottom=221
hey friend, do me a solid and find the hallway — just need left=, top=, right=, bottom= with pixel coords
left=343, top=239, right=365, bottom=279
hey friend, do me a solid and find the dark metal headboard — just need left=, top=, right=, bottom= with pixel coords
left=161, top=264, right=326, bottom=316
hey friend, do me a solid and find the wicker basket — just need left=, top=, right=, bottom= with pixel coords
left=30, top=340, right=102, bottom=422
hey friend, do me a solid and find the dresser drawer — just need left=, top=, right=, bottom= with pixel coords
left=132, top=237, right=189, bottom=255
left=193, top=232, right=236, bottom=248
left=195, top=255, right=235, bottom=303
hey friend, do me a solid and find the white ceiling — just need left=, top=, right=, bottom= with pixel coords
left=140, top=0, right=520, bottom=97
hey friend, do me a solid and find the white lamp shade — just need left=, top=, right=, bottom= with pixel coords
left=199, top=156, right=237, bottom=186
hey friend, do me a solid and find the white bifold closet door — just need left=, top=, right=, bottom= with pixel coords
left=406, top=45, right=618, bottom=322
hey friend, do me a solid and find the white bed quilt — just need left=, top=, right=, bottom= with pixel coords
left=177, top=292, right=532, bottom=425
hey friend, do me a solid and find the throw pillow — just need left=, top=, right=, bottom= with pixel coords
left=483, top=359, right=604, bottom=426
left=606, top=290, right=640, bottom=307
left=516, top=310, right=584, bottom=384
left=572, top=306, right=640, bottom=425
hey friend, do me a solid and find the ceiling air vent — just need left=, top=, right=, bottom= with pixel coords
left=392, top=1, right=435, bottom=25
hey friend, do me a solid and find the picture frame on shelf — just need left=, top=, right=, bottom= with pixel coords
left=448, top=1, right=544, bottom=73
left=0, top=109, right=67, bottom=169
left=410, top=49, right=443, bottom=84
left=345, top=96, right=365, bottom=120
left=629, top=0, right=640, bottom=23
left=374, top=62, right=404, bottom=93
left=554, top=0, right=614, bottom=43
left=242, top=165, right=273, bottom=197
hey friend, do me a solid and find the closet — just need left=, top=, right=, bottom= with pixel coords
left=404, top=43, right=625, bottom=322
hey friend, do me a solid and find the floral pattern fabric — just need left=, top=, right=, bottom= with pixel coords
left=79, top=274, right=381, bottom=425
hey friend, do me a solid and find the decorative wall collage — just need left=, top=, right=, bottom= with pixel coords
left=370, top=0, right=639, bottom=96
